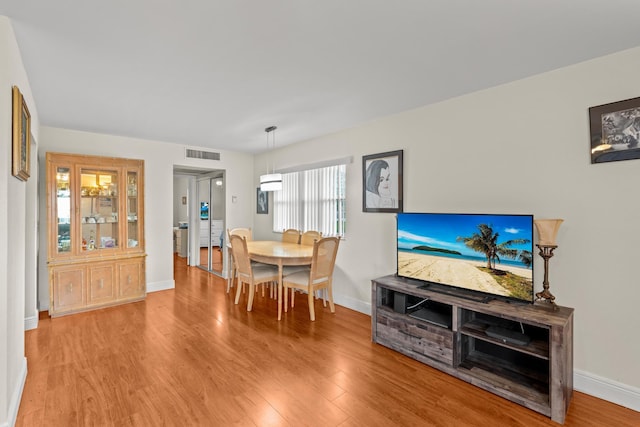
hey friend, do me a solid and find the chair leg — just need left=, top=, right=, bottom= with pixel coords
left=226, top=267, right=232, bottom=293
left=227, top=264, right=235, bottom=293
left=283, top=285, right=288, bottom=313
left=247, top=283, right=255, bottom=311
left=327, top=286, right=335, bottom=313
left=308, top=289, right=315, bottom=321
left=291, top=289, right=295, bottom=307
left=234, top=279, right=243, bottom=305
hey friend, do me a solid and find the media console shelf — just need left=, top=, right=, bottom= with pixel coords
left=372, top=274, right=574, bottom=424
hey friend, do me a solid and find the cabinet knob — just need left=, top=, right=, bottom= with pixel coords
left=99, top=278, right=104, bottom=289
left=127, top=275, right=132, bottom=284
left=68, top=283, right=73, bottom=292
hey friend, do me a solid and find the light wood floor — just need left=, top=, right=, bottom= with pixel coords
left=16, top=257, right=640, bottom=426
left=198, top=246, right=223, bottom=273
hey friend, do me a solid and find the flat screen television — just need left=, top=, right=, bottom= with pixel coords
left=397, top=213, right=534, bottom=303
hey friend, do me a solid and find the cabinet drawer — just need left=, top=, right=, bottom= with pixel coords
left=51, top=266, right=86, bottom=312
left=118, top=260, right=145, bottom=299
left=88, top=264, right=116, bottom=305
left=211, top=220, right=223, bottom=232
left=377, top=310, right=453, bottom=364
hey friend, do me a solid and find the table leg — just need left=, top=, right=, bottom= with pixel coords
left=277, top=262, right=283, bottom=320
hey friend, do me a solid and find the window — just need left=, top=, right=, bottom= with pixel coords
left=273, top=164, right=346, bottom=237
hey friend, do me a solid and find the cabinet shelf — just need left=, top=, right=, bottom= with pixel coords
left=371, top=274, right=573, bottom=424
left=460, top=320, right=549, bottom=360
left=458, top=350, right=550, bottom=411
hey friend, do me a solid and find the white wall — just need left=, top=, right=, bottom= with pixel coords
left=253, top=47, right=640, bottom=409
left=0, top=16, right=40, bottom=427
left=38, top=128, right=254, bottom=303
left=173, top=175, right=189, bottom=227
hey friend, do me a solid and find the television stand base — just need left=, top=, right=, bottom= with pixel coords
left=373, top=274, right=574, bottom=424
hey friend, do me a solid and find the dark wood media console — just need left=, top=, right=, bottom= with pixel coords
left=371, top=274, right=574, bottom=424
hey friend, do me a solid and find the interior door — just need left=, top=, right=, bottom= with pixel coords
left=196, top=174, right=224, bottom=275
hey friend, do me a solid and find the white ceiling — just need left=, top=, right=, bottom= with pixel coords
left=2, top=1, right=640, bottom=154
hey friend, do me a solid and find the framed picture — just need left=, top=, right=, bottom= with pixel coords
left=257, top=188, right=268, bottom=214
left=589, top=96, right=640, bottom=164
left=363, top=149, right=403, bottom=213
left=12, top=86, right=31, bottom=181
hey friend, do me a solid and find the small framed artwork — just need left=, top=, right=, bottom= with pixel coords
left=363, top=149, right=403, bottom=213
left=589, top=96, right=640, bottom=164
left=12, top=86, right=31, bottom=181
left=257, top=188, right=268, bottom=214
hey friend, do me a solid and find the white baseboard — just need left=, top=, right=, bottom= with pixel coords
left=334, top=294, right=371, bottom=316
left=2, top=357, right=27, bottom=427
left=147, top=279, right=175, bottom=293
left=24, top=315, right=38, bottom=331
left=574, top=369, right=640, bottom=412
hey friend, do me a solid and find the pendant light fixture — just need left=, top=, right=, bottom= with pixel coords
left=260, top=125, right=282, bottom=191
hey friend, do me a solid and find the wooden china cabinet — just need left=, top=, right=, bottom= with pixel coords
left=46, top=152, right=146, bottom=317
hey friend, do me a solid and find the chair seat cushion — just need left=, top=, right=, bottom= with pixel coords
left=252, top=264, right=279, bottom=281
left=282, top=265, right=308, bottom=276
left=282, top=268, right=311, bottom=286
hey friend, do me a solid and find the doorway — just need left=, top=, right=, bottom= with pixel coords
left=196, top=174, right=225, bottom=274
left=172, top=167, right=225, bottom=278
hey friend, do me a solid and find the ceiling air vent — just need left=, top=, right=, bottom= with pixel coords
left=185, top=148, right=220, bottom=161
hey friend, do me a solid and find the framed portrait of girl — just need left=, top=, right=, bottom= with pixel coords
left=362, top=150, right=403, bottom=213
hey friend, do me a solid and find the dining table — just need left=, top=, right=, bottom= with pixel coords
left=246, top=240, right=314, bottom=320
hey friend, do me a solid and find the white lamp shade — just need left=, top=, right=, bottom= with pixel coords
left=534, top=219, right=563, bottom=246
left=260, top=173, right=282, bottom=191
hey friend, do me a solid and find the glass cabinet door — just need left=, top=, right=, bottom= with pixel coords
left=126, top=170, right=140, bottom=248
left=55, top=167, right=71, bottom=253
left=79, top=168, right=119, bottom=251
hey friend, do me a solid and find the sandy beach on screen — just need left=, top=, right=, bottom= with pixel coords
left=398, top=252, right=532, bottom=297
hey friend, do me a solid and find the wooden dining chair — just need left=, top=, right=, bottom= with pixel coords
left=229, top=234, right=279, bottom=312
left=226, top=228, right=253, bottom=294
left=287, top=230, right=323, bottom=303
left=228, top=227, right=252, bottom=241
left=282, top=228, right=301, bottom=244
left=300, top=230, right=322, bottom=246
left=282, top=237, right=340, bottom=321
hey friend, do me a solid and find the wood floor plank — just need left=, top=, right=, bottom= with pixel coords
left=15, top=255, right=640, bottom=426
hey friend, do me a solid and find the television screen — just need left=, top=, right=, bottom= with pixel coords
left=397, top=213, right=534, bottom=303
left=200, top=202, right=209, bottom=220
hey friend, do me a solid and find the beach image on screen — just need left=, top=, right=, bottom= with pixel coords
left=397, top=213, right=534, bottom=302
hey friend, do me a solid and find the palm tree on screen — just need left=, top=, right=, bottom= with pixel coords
left=457, top=224, right=530, bottom=270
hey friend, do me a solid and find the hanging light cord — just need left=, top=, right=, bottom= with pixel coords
left=265, top=126, right=277, bottom=175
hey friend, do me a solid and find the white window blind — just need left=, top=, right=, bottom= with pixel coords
left=273, top=164, right=346, bottom=237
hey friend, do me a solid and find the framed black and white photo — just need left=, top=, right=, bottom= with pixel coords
left=362, top=150, right=403, bottom=213
left=257, top=188, right=268, bottom=214
left=589, top=96, right=640, bottom=164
